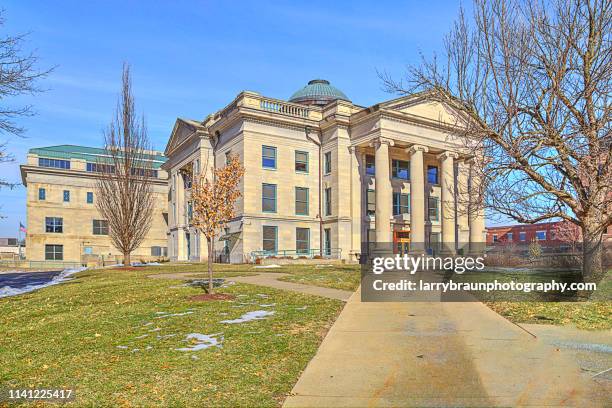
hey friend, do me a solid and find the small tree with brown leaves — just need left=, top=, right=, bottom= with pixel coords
left=95, top=64, right=154, bottom=266
left=191, top=155, right=245, bottom=293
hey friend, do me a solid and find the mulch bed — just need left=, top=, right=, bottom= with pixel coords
left=189, top=293, right=236, bottom=302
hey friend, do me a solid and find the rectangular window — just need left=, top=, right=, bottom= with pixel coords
left=45, top=244, right=63, bottom=260
left=63, top=190, right=70, bottom=202
left=519, top=231, right=526, bottom=241
left=392, top=160, right=410, bottom=180
left=295, top=151, right=309, bottom=173
left=393, top=193, right=410, bottom=215
left=365, top=155, right=375, bottom=176
left=295, top=187, right=309, bottom=215
left=262, top=226, right=277, bottom=252
left=87, top=192, right=94, bottom=204
left=324, top=187, right=332, bottom=216
left=38, top=158, right=70, bottom=169
left=507, top=232, right=513, bottom=241
left=296, top=228, right=310, bottom=254
left=536, top=230, right=547, bottom=241
left=86, top=162, right=115, bottom=173
left=262, top=146, right=277, bottom=169
left=38, top=188, right=46, bottom=200
left=187, top=201, right=193, bottom=222
left=428, top=197, right=439, bottom=221
left=131, top=167, right=158, bottom=178
left=493, top=234, right=498, bottom=243
left=83, top=246, right=93, bottom=255
left=427, top=166, right=439, bottom=184
left=262, top=183, right=277, bottom=213
left=225, top=151, right=231, bottom=165
left=151, top=246, right=162, bottom=257
left=367, top=189, right=376, bottom=216
left=45, top=217, right=63, bottom=233
left=324, top=151, right=332, bottom=174
left=93, top=219, right=109, bottom=235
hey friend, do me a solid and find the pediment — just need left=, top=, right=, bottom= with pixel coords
left=164, top=118, right=203, bottom=156
left=381, top=92, right=467, bottom=127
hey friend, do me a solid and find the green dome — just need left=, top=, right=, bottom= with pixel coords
left=289, top=79, right=350, bottom=106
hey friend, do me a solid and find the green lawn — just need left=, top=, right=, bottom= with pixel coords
left=273, top=264, right=360, bottom=291
left=136, top=262, right=361, bottom=292
left=460, top=269, right=612, bottom=330
left=0, top=265, right=343, bottom=406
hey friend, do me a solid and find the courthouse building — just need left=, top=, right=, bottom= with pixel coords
left=164, top=79, right=485, bottom=263
left=20, top=145, right=169, bottom=264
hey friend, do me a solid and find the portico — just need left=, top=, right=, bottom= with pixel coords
left=352, top=134, right=481, bottom=255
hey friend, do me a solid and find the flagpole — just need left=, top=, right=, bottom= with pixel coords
left=18, top=222, right=22, bottom=260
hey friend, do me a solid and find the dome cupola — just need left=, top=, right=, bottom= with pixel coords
left=289, top=79, right=350, bottom=106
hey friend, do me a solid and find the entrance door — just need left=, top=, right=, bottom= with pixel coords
left=324, top=228, right=331, bottom=256
left=394, top=230, right=411, bottom=256
left=186, top=232, right=191, bottom=260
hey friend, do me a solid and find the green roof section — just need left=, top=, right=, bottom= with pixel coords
left=28, top=145, right=167, bottom=169
left=289, top=79, right=350, bottom=105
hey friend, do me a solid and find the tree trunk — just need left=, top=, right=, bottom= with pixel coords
left=581, top=220, right=603, bottom=282
left=207, top=237, right=214, bottom=294
left=124, top=251, right=131, bottom=267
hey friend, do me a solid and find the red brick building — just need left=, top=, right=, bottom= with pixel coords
left=487, top=221, right=612, bottom=249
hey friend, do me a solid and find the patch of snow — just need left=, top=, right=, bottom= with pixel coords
left=0, top=267, right=87, bottom=298
left=148, top=328, right=161, bottom=332
left=259, top=303, right=276, bottom=308
left=295, top=306, right=308, bottom=310
left=131, top=349, right=140, bottom=353
left=175, top=333, right=223, bottom=352
left=116, top=345, right=128, bottom=349
left=143, top=322, right=154, bottom=326
left=135, top=334, right=148, bottom=339
left=256, top=294, right=269, bottom=298
left=220, top=310, right=275, bottom=324
left=157, top=334, right=177, bottom=339
left=315, top=264, right=333, bottom=268
left=145, top=346, right=153, bottom=350
left=254, top=264, right=281, bottom=269
left=191, top=355, right=199, bottom=360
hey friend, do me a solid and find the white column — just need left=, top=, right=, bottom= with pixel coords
left=457, top=160, right=470, bottom=250
left=468, top=159, right=486, bottom=253
left=408, top=145, right=428, bottom=252
left=438, top=151, right=458, bottom=254
left=371, top=137, right=394, bottom=243
left=349, top=146, right=363, bottom=259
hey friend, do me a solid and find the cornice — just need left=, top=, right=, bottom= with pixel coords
left=20, top=165, right=169, bottom=186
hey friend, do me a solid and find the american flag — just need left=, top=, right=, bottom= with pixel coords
left=19, top=222, right=27, bottom=234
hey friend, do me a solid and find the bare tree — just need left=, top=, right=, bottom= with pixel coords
left=553, top=220, right=583, bottom=251
left=381, top=0, right=611, bottom=280
left=191, top=155, right=245, bottom=293
left=0, top=10, right=51, bottom=193
left=95, top=64, right=154, bottom=266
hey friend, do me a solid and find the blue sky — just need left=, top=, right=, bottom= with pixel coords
left=0, top=0, right=471, bottom=236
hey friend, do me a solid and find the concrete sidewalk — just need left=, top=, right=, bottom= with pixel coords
left=148, top=272, right=353, bottom=301
left=230, top=273, right=353, bottom=301
left=284, top=288, right=610, bottom=407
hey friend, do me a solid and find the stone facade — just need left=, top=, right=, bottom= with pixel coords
left=164, top=81, right=486, bottom=263
left=20, top=145, right=169, bottom=264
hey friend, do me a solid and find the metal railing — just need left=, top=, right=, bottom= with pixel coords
left=250, top=248, right=341, bottom=263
